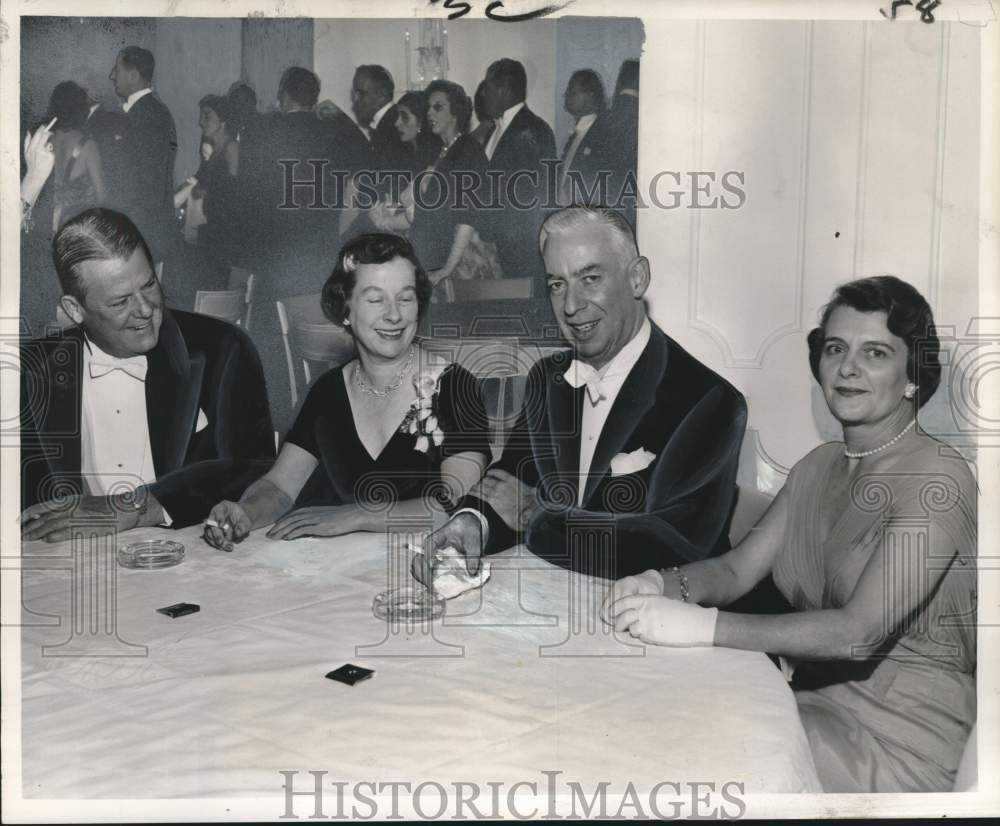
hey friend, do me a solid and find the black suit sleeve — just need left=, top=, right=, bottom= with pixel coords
left=454, top=360, right=545, bottom=554
left=525, top=385, right=747, bottom=578
left=149, top=323, right=276, bottom=526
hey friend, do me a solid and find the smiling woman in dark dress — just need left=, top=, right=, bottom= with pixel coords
left=204, top=233, right=491, bottom=544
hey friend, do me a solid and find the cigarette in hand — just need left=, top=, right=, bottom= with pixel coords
left=204, top=518, right=234, bottom=552
left=45, top=117, right=58, bottom=131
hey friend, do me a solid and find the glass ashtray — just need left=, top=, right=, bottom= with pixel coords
left=373, top=585, right=445, bottom=622
left=117, top=540, right=185, bottom=570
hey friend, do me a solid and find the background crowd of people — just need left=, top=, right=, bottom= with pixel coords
left=21, top=46, right=640, bottom=431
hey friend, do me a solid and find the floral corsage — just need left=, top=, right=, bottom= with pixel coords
left=401, top=361, right=451, bottom=453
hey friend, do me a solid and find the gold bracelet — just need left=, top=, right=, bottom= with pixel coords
left=669, top=565, right=690, bottom=603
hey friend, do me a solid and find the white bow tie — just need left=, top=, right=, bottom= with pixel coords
left=564, top=359, right=608, bottom=405
left=90, top=355, right=148, bottom=381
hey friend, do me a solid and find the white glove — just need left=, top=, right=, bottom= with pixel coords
left=607, top=595, right=718, bottom=647
left=600, top=569, right=663, bottom=624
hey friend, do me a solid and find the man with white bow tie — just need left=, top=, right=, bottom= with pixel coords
left=416, top=206, right=747, bottom=581
left=20, top=208, right=275, bottom=542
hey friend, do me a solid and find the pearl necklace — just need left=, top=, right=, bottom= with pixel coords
left=844, top=419, right=916, bottom=459
left=354, top=346, right=414, bottom=398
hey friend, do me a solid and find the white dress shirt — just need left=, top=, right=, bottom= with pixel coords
left=484, top=101, right=525, bottom=160
left=369, top=100, right=394, bottom=134
left=80, top=338, right=156, bottom=497
left=575, top=318, right=651, bottom=504
left=122, top=87, right=153, bottom=113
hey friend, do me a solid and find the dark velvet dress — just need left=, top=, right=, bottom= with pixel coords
left=409, top=134, right=493, bottom=273
left=285, top=361, right=491, bottom=509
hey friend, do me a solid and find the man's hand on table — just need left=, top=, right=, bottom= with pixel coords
left=469, top=469, right=539, bottom=532
left=411, top=510, right=484, bottom=586
left=265, top=504, right=363, bottom=540
left=21, top=491, right=165, bottom=542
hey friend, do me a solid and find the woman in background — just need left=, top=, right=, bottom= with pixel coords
left=407, top=79, right=501, bottom=289
left=605, top=276, right=977, bottom=793
left=47, top=81, right=105, bottom=231
left=394, top=90, right=442, bottom=174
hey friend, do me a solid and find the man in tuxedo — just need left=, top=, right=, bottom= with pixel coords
left=605, top=59, right=640, bottom=227
left=350, top=65, right=409, bottom=177
left=109, top=46, right=177, bottom=265
left=559, top=69, right=612, bottom=207
left=236, top=66, right=368, bottom=431
left=20, top=209, right=275, bottom=541
left=418, top=207, right=747, bottom=580
left=481, top=58, right=557, bottom=291
left=82, top=92, right=130, bottom=215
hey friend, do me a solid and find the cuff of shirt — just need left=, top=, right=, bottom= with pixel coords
left=453, top=507, right=489, bottom=546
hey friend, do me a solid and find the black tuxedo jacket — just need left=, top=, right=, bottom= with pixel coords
left=602, top=93, right=639, bottom=222
left=467, top=323, right=747, bottom=577
left=84, top=105, right=130, bottom=213
left=487, top=104, right=556, bottom=284
left=121, top=93, right=178, bottom=260
left=560, top=113, right=615, bottom=206
left=20, top=309, right=276, bottom=526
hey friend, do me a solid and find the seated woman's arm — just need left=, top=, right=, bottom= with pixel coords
left=674, top=485, right=789, bottom=606
left=718, top=486, right=975, bottom=659
left=338, top=449, right=488, bottom=533
left=611, top=477, right=976, bottom=659
left=204, top=442, right=318, bottom=547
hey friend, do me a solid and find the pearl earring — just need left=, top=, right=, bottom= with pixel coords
left=904, top=383, right=916, bottom=399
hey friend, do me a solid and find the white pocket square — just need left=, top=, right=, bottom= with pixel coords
left=195, top=408, right=208, bottom=433
left=610, top=448, right=656, bottom=477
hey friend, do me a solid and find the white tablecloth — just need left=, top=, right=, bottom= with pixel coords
left=18, top=524, right=821, bottom=806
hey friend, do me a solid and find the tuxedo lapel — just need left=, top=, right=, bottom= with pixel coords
left=581, top=327, right=669, bottom=506
left=542, top=365, right=583, bottom=500
left=36, top=330, right=86, bottom=481
left=146, top=312, right=203, bottom=474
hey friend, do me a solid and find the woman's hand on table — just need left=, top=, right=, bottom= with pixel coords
left=204, top=500, right=252, bottom=550
left=265, top=504, right=362, bottom=540
left=603, top=594, right=719, bottom=648
left=600, top=569, right=664, bottom=622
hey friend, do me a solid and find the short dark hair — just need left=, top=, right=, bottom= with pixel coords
left=52, top=209, right=153, bottom=302
left=807, top=275, right=941, bottom=409
left=119, top=46, right=155, bottom=82
left=47, top=81, right=91, bottom=131
left=615, top=59, right=639, bottom=95
left=426, top=79, right=473, bottom=134
left=321, top=233, right=432, bottom=326
left=568, top=69, right=607, bottom=113
left=279, top=67, right=320, bottom=109
left=198, top=94, right=232, bottom=127
left=473, top=80, right=489, bottom=121
left=487, top=59, right=527, bottom=102
left=397, top=90, right=430, bottom=133
left=227, top=81, right=258, bottom=132
left=356, top=65, right=394, bottom=100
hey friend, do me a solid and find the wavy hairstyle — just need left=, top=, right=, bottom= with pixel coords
left=321, top=233, right=432, bottom=326
left=807, top=275, right=941, bottom=409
